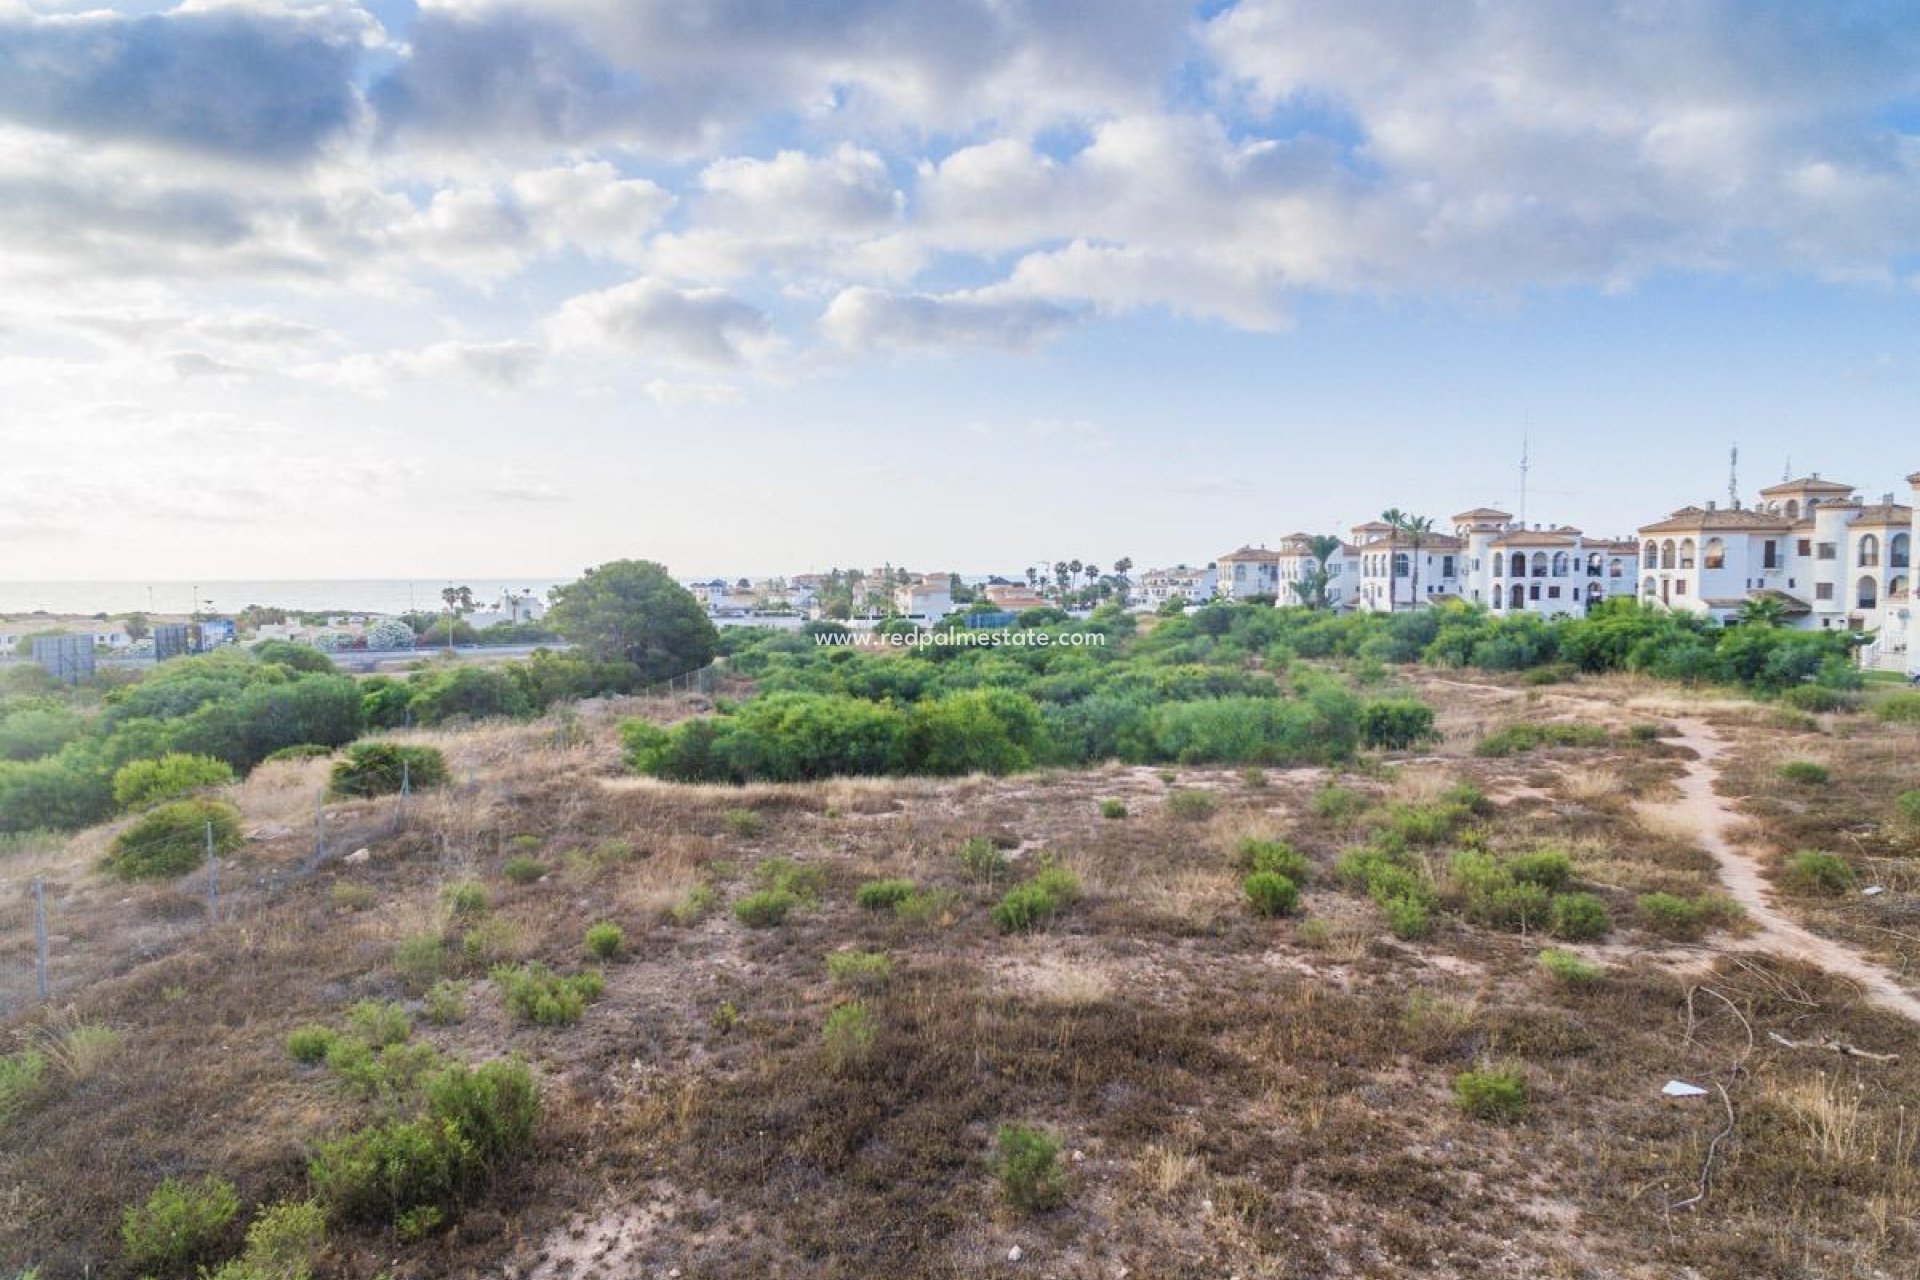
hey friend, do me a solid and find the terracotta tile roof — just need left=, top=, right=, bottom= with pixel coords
left=1851, top=502, right=1914, bottom=527
left=1638, top=506, right=1792, bottom=534
left=1489, top=530, right=1580, bottom=547
left=1759, top=476, right=1857, bottom=497
left=1451, top=507, right=1513, bottom=522
left=1217, top=545, right=1280, bottom=563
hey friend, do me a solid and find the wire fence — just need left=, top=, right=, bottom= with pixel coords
left=633, top=661, right=722, bottom=699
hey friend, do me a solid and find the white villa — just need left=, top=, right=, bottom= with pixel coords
left=1350, top=521, right=1466, bottom=613
left=1213, top=546, right=1282, bottom=601
left=1638, top=472, right=1918, bottom=672
left=1453, top=509, right=1638, bottom=618
left=1134, top=565, right=1215, bottom=610
left=894, top=574, right=956, bottom=621
left=1273, top=534, right=1358, bottom=608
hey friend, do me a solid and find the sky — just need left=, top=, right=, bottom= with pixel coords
left=3, top=0, right=1920, bottom=584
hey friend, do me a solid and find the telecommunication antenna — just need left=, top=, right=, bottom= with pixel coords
left=1518, top=435, right=1531, bottom=526
left=1728, top=442, right=1740, bottom=508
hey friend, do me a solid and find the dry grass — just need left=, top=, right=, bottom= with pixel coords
left=1558, top=766, right=1626, bottom=804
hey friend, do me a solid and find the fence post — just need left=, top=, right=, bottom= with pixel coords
left=205, top=819, right=219, bottom=922
left=32, top=876, right=49, bottom=1004
left=314, top=790, right=324, bottom=863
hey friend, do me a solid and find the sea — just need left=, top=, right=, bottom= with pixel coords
left=0, top=580, right=567, bottom=618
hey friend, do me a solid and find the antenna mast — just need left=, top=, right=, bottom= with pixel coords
left=1728, top=442, right=1740, bottom=509
left=1518, top=435, right=1530, bottom=525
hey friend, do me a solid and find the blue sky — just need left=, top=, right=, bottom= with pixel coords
left=2, top=0, right=1918, bottom=582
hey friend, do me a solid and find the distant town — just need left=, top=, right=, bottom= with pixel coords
left=6, top=468, right=1917, bottom=680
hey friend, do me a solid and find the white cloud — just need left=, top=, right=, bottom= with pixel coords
left=820, top=285, right=1087, bottom=353
left=644, top=378, right=745, bottom=408
left=320, top=339, right=546, bottom=392
left=549, top=276, right=776, bottom=368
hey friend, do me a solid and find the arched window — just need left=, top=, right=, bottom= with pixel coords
left=1642, top=575, right=1658, bottom=597
left=1587, top=553, right=1603, bottom=576
left=1551, top=551, right=1569, bottom=577
left=1609, top=558, right=1624, bottom=578
left=1890, top=575, right=1909, bottom=598
left=1860, top=534, right=1881, bottom=568
left=1894, top=532, right=1911, bottom=569
left=1531, top=552, right=1549, bottom=577
left=1509, top=583, right=1526, bottom=609
left=1643, top=540, right=1658, bottom=567
left=1858, top=576, right=1879, bottom=609
left=1703, top=537, right=1725, bottom=570
left=1511, top=551, right=1527, bottom=578
left=1661, top=540, right=1676, bottom=569
left=1393, top=552, right=1409, bottom=578
left=1786, top=499, right=1800, bottom=520
left=1679, top=539, right=1697, bottom=569
left=1493, top=554, right=1504, bottom=578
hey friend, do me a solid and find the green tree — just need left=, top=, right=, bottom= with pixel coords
left=1383, top=510, right=1437, bottom=612
left=1290, top=534, right=1345, bottom=609
left=122, top=612, right=151, bottom=642
left=1736, top=595, right=1789, bottom=627
left=547, top=561, right=718, bottom=683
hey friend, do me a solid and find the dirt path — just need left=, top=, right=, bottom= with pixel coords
left=1421, top=674, right=1920, bottom=1022
left=1649, top=717, right=1920, bottom=1022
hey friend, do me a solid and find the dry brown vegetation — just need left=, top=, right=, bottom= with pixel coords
left=3, top=684, right=1920, bottom=1278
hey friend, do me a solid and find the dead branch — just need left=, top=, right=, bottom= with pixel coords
left=1765, top=1030, right=1900, bottom=1064
left=1667, top=1080, right=1735, bottom=1213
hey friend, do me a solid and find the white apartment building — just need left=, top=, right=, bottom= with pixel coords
left=1134, top=565, right=1215, bottom=610
left=1452, top=508, right=1637, bottom=619
left=1213, top=546, right=1282, bottom=600
left=1273, top=534, right=1358, bottom=608
left=1638, top=471, right=1918, bottom=672
left=894, top=575, right=955, bottom=621
left=1350, top=521, right=1466, bottom=612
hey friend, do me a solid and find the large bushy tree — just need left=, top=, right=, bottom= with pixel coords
left=547, top=560, right=718, bottom=683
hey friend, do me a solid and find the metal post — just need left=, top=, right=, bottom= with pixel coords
left=205, top=819, right=219, bottom=921
left=32, top=877, right=49, bottom=1003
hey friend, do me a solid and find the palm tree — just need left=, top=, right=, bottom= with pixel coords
left=1291, top=534, right=1344, bottom=609
left=1383, top=510, right=1436, bottom=611
left=440, top=584, right=474, bottom=651
left=1737, top=595, right=1789, bottom=627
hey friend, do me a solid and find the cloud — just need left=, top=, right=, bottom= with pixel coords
left=485, top=471, right=567, bottom=503
left=320, top=339, right=546, bottom=392
left=644, top=378, right=746, bottom=408
left=0, top=3, right=377, bottom=161
left=549, top=277, right=775, bottom=368
left=820, top=285, right=1087, bottom=353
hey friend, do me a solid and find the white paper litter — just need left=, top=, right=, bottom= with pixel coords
left=1662, top=1080, right=1709, bottom=1098
left=1863, top=885, right=1886, bottom=897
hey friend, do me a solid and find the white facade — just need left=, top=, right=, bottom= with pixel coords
left=1214, top=546, right=1281, bottom=600
left=1636, top=472, right=1917, bottom=671
left=1350, top=522, right=1465, bottom=613
left=1450, top=508, right=1636, bottom=619
left=1273, top=535, right=1358, bottom=608
left=894, top=576, right=956, bottom=621
left=1134, top=566, right=1214, bottom=609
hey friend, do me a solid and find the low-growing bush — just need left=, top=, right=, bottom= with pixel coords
left=394, top=934, right=447, bottom=994
left=1475, top=721, right=1609, bottom=757
left=1900, top=790, right=1920, bottom=828
left=346, top=999, right=411, bottom=1048
left=1232, top=838, right=1311, bottom=883
left=121, top=1174, right=240, bottom=1276
left=423, top=980, right=468, bottom=1026
left=734, top=888, right=799, bottom=928
left=442, top=881, right=488, bottom=919
left=105, top=799, right=243, bottom=880
left=991, top=863, right=1085, bottom=934
left=492, top=963, right=604, bottom=1026
left=1382, top=894, right=1432, bottom=940
left=958, top=835, right=1011, bottom=884
left=826, top=950, right=894, bottom=990
left=670, top=883, right=719, bottom=924
left=1538, top=947, right=1603, bottom=985
left=894, top=887, right=963, bottom=927
left=287, top=1025, right=337, bottom=1065
left=1358, top=698, right=1436, bottom=750
left=1099, top=799, right=1127, bottom=820
left=1312, top=784, right=1368, bottom=824
left=821, top=1001, right=877, bottom=1074
left=1785, top=851, right=1855, bottom=896
left=753, top=857, right=825, bottom=902
left=584, top=922, right=625, bottom=959
left=854, top=879, right=916, bottom=910
left=1507, top=850, right=1573, bottom=892
left=1243, top=871, right=1299, bottom=918
left=1548, top=892, right=1612, bottom=941
left=1453, top=1061, right=1528, bottom=1122
left=0, top=1049, right=47, bottom=1126
left=328, top=742, right=448, bottom=798
left=502, top=854, right=548, bottom=885
left=1777, top=760, right=1831, bottom=786
left=111, top=753, right=234, bottom=810
left=1637, top=891, right=1706, bottom=939
left=1877, top=691, right=1920, bottom=724
left=1781, top=684, right=1851, bottom=714
left=722, top=807, right=763, bottom=837
left=204, top=1198, right=327, bottom=1280
left=996, top=1123, right=1066, bottom=1212
left=1166, top=789, right=1217, bottom=821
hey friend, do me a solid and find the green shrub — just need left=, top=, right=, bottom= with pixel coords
left=502, top=854, right=548, bottom=885
left=854, top=879, right=916, bottom=910
left=329, top=880, right=377, bottom=911
left=1777, top=760, right=1831, bottom=786
left=121, top=1174, right=240, bottom=1276
left=262, top=743, right=336, bottom=764
left=394, top=934, right=447, bottom=994
left=958, top=835, right=1011, bottom=883
left=105, top=799, right=243, bottom=880
left=822, top=1001, right=877, bottom=1073
left=111, top=753, right=234, bottom=810
left=1453, top=1061, right=1528, bottom=1122
left=204, top=1199, right=327, bottom=1280
left=1785, top=851, right=1855, bottom=896
left=442, top=881, right=488, bottom=919
left=996, top=1123, right=1066, bottom=1212
left=1900, top=791, right=1920, bottom=827
left=1232, top=838, right=1311, bottom=882
left=722, top=807, right=763, bottom=837
left=1312, top=784, right=1368, bottom=823
left=1475, top=721, right=1608, bottom=757
left=992, top=884, right=1061, bottom=933
left=734, top=888, right=799, bottom=928
left=1243, top=871, right=1299, bottom=918
left=1240, top=766, right=1269, bottom=789
left=826, top=950, right=894, bottom=990
left=1877, top=692, right=1920, bottom=724
left=1166, top=789, right=1217, bottom=821
left=1548, top=892, right=1612, bottom=941
left=287, top=1025, right=337, bottom=1065
left=1099, top=799, right=1128, bottom=820
left=492, top=963, right=604, bottom=1026
left=753, top=857, right=825, bottom=902
left=1781, top=684, right=1849, bottom=714
left=0, top=1049, right=47, bottom=1126
left=1029, top=864, right=1081, bottom=906
left=1637, top=892, right=1706, bottom=939
left=894, top=887, right=962, bottom=927
left=1538, top=948, right=1603, bottom=986
left=346, top=999, right=412, bottom=1048
left=670, top=883, right=718, bottom=924
left=328, top=743, right=448, bottom=798
left=1507, top=850, right=1573, bottom=892
left=1378, top=799, right=1473, bottom=846
left=1382, top=894, right=1432, bottom=940
left=423, top=980, right=468, bottom=1026
left=1358, top=698, right=1436, bottom=750
left=584, top=922, right=625, bottom=959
